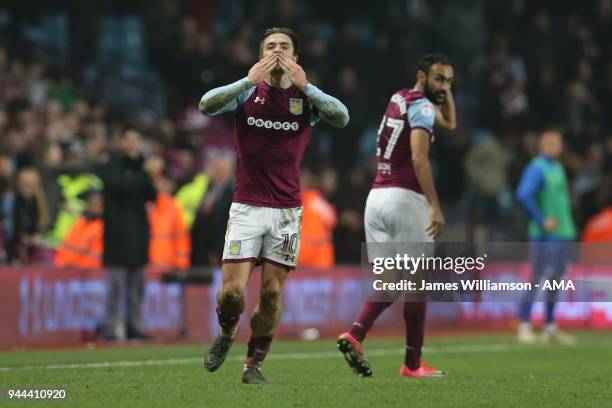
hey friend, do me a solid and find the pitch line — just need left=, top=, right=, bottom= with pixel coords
left=0, top=342, right=590, bottom=372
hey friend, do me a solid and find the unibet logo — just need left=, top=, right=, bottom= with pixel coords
left=247, top=116, right=299, bottom=131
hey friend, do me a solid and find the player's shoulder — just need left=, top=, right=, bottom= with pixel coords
left=387, top=89, right=427, bottom=116
left=236, top=83, right=259, bottom=104
left=393, top=88, right=430, bottom=104
left=397, top=90, right=434, bottom=120
left=407, top=96, right=435, bottom=122
left=526, top=157, right=542, bottom=168
left=525, top=157, right=549, bottom=176
left=530, top=156, right=560, bottom=170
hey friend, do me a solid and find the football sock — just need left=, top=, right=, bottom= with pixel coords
left=403, top=301, right=426, bottom=370
left=245, top=335, right=273, bottom=367
left=217, top=307, right=239, bottom=335
left=349, top=292, right=393, bottom=342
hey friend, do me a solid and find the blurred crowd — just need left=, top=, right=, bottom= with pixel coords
left=1, top=0, right=612, bottom=266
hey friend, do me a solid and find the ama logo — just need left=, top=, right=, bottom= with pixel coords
left=542, top=280, right=575, bottom=291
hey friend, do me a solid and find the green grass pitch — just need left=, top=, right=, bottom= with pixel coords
left=1, top=332, right=611, bottom=407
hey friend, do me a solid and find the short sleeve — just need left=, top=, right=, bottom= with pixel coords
left=407, top=99, right=435, bottom=135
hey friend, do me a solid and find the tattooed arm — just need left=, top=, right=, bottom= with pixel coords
left=303, top=84, right=350, bottom=128
left=278, top=55, right=349, bottom=128
left=199, top=78, right=254, bottom=116
left=200, top=55, right=279, bottom=116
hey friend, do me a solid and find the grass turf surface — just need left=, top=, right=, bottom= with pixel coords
left=1, top=332, right=611, bottom=408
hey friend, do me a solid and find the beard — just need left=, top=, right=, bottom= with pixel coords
left=271, top=62, right=284, bottom=76
left=424, top=87, right=446, bottom=105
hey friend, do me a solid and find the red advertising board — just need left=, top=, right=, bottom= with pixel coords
left=1, top=264, right=611, bottom=348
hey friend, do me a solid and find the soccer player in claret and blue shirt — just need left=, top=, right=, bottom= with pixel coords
left=199, top=27, right=349, bottom=384
left=515, top=130, right=577, bottom=345
left=337, top=54, right=456, bottom=378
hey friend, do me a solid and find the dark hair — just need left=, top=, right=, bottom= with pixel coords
left=260, top=27, right=300, bottom=55
left=418, top=53, right=450, bottom=74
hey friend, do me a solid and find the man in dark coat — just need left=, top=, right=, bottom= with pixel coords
left=98, top=130, right=157, bottom=340
left=190, top=151, right=235, bottom=266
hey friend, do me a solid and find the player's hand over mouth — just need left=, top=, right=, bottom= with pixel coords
left=278, top=55, right=309, bottom=90
left=248, top=54, right=278, bottom=85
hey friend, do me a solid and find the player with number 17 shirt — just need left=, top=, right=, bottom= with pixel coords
left=337, top=53, right=456, bottom=379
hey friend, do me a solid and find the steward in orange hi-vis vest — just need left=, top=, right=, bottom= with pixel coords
left=55, top=191, right=104, bottom=269
left=581, top=206, right=612, bottom=264
left=148, top=192, right=191, bottom=269
left=582, top=207, right=612, bottom=243
left=298, top=189, right=337, bottom=268
left=55, top=216, right=104, bottom=268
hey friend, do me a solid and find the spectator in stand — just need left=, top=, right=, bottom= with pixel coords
left=0, top=154, right=14, bottom=264
left=6, top=167, right=48, bottom=264
left=464, top=130, right=512, bottom=241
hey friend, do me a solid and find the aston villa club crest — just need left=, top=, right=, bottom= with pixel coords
left=229, top=240, right=241, bottom=255
left=289, top=98, right=303, bottom=115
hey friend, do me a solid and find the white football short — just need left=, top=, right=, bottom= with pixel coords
left=364, top=187, right=433, bottom=262
left=222, top=202, right=303, bottom=269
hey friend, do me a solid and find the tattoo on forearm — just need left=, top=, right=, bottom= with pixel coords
left=304, top=84, right=349, bottom=127
left=200, top=78, right=252, bottom=114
